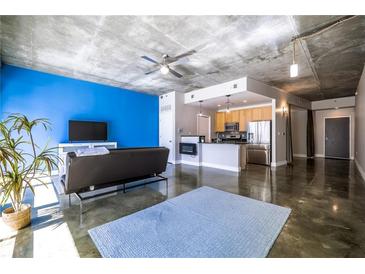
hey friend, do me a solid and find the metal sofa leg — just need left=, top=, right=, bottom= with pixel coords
left=165, top=177, right=168, bottom=196
left=74, top=193, right=83, bottom=226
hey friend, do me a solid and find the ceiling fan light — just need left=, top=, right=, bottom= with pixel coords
left=160, top=65, right=170, bottom=75
left=290, top=63, right=298, bottom=78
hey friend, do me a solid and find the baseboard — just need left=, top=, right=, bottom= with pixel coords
left=314, top=154, right=354, bottom=160
left=180, top=160, right=201, bottom=167
left=355, top=158, right=365, bottom=181
left=200, top=162, right=241, bottom=172
left=168, top=160, right=181, bottom=165
left=293, top=154, right=307, bottom=158
left=271, top=160, right=287, bottom=167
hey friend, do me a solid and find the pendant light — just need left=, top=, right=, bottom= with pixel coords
left=290, top=40, right=298, bottom=78
left=225, top=95, right=231, bottom=113
left=198, top=100, right=203, bottom=116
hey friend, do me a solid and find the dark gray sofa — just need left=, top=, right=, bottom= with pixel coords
left=60, top=147, right=169, bottom=223
left=62, top=147, right=169, bottom=195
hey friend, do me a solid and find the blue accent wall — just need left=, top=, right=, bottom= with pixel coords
left=0, top=64, right=159, bottom=150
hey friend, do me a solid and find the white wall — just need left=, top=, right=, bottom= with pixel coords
left=174, top=92, right=215, bottom=163
left=313, top=107, right=355, bottom=159
left=355, top=65, right=365, bottom=180
left=184, top=77, right=247, bottom=104
left=291, top=107, right=307, bottom=157
left=312, top=96, right=355, bottom=110
left=159, top=92, right=176, bottom=163
left=246, top=77, right=311, bottom=166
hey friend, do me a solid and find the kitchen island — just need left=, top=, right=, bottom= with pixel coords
left=200, top=143, right=246, bottom=172
left=179, top=137, right=247, bottom=172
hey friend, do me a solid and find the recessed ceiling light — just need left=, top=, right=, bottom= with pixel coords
left=243, top=100, right=247, bottom=103
left=217, top=104, right=221, bottom=107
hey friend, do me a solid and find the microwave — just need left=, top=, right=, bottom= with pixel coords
left=225, top=122, right=239, bottom=132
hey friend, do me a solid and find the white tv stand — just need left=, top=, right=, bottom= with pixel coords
left=58, top=141, right=117, bottom=175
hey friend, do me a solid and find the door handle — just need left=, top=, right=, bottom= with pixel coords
left=325, top=137, right=329, bottom=141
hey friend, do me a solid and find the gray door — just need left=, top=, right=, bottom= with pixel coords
left=325, top=117, right=350, bottom=159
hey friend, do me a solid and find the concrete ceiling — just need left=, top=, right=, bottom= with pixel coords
left=0, top=15, right=364, bottom=101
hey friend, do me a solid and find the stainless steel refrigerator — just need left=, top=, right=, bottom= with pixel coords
left=247, top=121, right=271, bottom=165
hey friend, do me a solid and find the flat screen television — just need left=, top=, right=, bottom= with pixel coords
left=68, top=120, right=108, bottom=142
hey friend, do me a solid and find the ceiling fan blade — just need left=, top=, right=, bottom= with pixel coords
left=169, top=68, right=183, bottom=78
left=144, top=68, right=160, bottom=75
left=141, top=55, right=159, bottom=64
left=174, top=50, right=196, bottom=59
left=172, top=50, right=196, bottom=61
left=166, top=50, right=196, bottom=64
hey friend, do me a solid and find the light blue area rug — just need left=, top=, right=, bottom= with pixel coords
left=88, top=186, right=291, bottom=258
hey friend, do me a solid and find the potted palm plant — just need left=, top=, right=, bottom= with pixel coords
left=0, top=114, right=59, bottom=230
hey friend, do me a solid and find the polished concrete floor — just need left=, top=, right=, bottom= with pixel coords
left=1, top=157, right=365, bottom=257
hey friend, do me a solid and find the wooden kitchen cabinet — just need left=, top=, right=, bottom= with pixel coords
left=225, top=111, right=232, bottom=123
left=225, top=110, right=239, bottom=123
left=215, top=112, right=226, bottom=132
left=252, top=108, right=262, bottom=121
left=239, top=110, right=246, bottom=131
left=214, top=106, right=272, bottom=132
left=261, top=106, right=272, bottom=120
left=231, top=110, right=240, bottom=122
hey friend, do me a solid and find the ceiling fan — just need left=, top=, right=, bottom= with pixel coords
left=141, top=50, right=196, bottom=78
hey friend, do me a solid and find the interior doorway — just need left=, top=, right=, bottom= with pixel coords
left=197, top=115, right=211, bottom=142
left=324, top=116, right=350, bottom=159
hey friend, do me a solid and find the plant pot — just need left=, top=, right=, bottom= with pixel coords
left=2, top=204, right=31, bottom=230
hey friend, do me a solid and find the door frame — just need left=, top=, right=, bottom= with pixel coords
left=196, top=114, right=211, bottom=142
left=323, top=115, right=351, bottom=159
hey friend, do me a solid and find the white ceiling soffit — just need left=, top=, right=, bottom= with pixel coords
left=188, top=90, right=272, bottom=110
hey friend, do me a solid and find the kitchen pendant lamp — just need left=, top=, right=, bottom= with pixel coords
left=199, top=100, right=203, bottom=116
left=226, top=95, right=231, bottom=113
left=290, top=40, right=298, bottom=78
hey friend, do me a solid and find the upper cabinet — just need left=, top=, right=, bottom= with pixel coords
left=231, top=111, right=240, bottom=123
left=225, top=112, right=232, bottom=123
left=224, top=110, right=240, bottom=124
left=215, top=106, right=272, bottom=132
left=239, top=110, right=246, bottom=131
left=261, top=106, right=272, bottom=120
left=252, top=108, right=262, bottom=121
left=252, top=106, right=272, bottom=121
left=215, top=112, right=226, bottom=132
